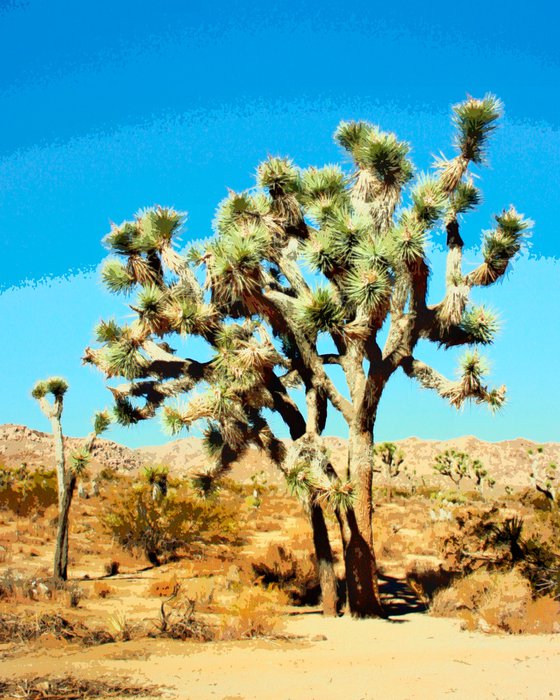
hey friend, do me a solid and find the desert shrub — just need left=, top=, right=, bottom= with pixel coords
left=103, top=482, right=241, bottom=566
left=104, top=559, right=120, bottom=576
left=405, top=559, right=455, bottom=604
left=219, top=586, right=287, bottom=640
left=0, top=464, right=57, bottom=516
left=251, top=542, right=321, bottom=605
left=0, top=612, right=114, bottom=645
left=147, top=576, right=180, bottom=598
left=432, top=568, right=560, bottom=634
left=154, top=587, right=213, bottom=641
left=93, top=581, right=114, bottom=598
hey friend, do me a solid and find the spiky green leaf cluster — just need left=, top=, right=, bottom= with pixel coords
left=31, top=376, right=69, bottom=400
left=336, top=122, right=413, bottom=186
left=298, top=287, right=344, bottom=335
left=344, top=266, right=391, bottom=314
left=101, top=259, right=135, bottom=294
left=93, top=409, right=112, bottom=436
left=298, top=165, right=348, bottom=212
left=478, top=207, right=531, bottom=282
left=460, top=306, right=499, bottom=344
left=256, top=156, right=300, bottom=194
left=95, top=319, right=122, bottom=343
left=105, top=337, right=148, bottom=380
left=452, top=94, right=502, bottom=163
left=389, top=216, right=427, bottom=265
left=71, top=447, right=91, bottom=474
left=112, top=397, right=143, bottom=426
left=411, top=175, right=447, bottom=226
left=451, top=180, right=482, bottom=216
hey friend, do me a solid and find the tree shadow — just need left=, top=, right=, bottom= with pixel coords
left=378, top=574, right=427, bottom=618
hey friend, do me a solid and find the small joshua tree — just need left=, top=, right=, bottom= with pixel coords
left=433, top=449, right=470, bottom=489
left=374, top=442, right=404, bottom=500
left=86, top=95, right=530, bottom=616
left=470, top=458, right=495, bottom=496
left=528, top=447, right=558, bottom=505
left=32, top=377, right=110, bottom=581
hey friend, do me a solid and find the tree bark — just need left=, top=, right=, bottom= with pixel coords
left=309, top=501, right=338, bottom=616
left=54, top=472, right=76, bottom=581
left=345, top=427, right=385, bottom=617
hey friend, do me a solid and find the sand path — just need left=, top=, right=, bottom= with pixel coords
left=2, top=612, right=559, bottom=699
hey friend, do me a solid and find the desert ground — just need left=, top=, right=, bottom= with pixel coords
left=1, top=424, right=559, bottom=699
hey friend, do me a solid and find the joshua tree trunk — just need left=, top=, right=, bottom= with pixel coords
left=345, top=426, right=385, bottom=618
left=54, top=472, right=76, bottom=581
left=309, top=500, right=338, bottom=616
left=50, top=416, right=66, bottom=505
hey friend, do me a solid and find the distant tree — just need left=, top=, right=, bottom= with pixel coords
left=528, top=447, right=558, bottom=505
left=374, top=442, right=404, bottom=500
left=143, top=464, right=169, bottom=500
left=470, top=458, right=495, bottom=495
left=31, top=377, right=110, bottom=581
left=433, top=449, right=471, bottom=489
left=86, top=95, right=530, bottom=616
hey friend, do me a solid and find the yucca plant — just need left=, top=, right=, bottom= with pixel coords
left=86, top=95, right=529, bottom=618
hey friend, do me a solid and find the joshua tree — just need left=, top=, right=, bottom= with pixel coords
left=528, top=447, right=558, bottom=505
left=433, top=449, right=471, bottom=489
left=85, top=95, right=529, bottom=616
left=374, top=442, right=404, bottom=500
left=32, top=377, right=110, bottom=580
left=470, top=458, right=495, bottom=495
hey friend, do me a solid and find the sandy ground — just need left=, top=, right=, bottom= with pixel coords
left=2, top=611, right=559, bottom=700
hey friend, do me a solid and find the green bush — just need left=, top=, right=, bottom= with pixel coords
left=0, top=464, right=58, bottom=516
left=103, top=482, right=242, bottom=566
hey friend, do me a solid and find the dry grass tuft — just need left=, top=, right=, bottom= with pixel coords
left=0, top=612, right=114, bottom=645
left=219, top=586, right=287, bottom=640
left=0, top=675, right=160, bottom=698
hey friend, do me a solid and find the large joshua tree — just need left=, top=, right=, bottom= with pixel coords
left=85, top=95, right=530, bottom=617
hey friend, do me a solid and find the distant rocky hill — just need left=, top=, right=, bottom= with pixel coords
left=1, top=423, right=558, bottom=489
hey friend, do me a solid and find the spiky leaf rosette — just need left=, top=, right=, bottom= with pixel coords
left=133, top=284, right=167, bottom=335
left=137, top=206, right=184, bottom=251
left=305, top=230, right=341, bottom=276
left=316, top=478, right=355, bottom=512
left=71, top=447, right=91, bottom=474
left=285, top=462, right=318, bottom=502
left=452, top=94, right=502, bottom=164
left=344, top=265, right=391, bottom=315
left=31, top=376, right=69, bottom=400
left=101, top=259, right=135, bottom=294
left=411, top=175, right=447, bottom=226
left=390, top=215, right=427, bottom=266
left=112, top=397, right=144, bottom=426
left=468, top=207, right=531, bottom=286
left=353, top=128, right=413, bottom=188
left=104, top=221, right=140, bottom=254
left=450, top=180, right=482, bottom=217
left=257, top=156, right=300, bottom=195
left=210, top=223, right=268, bottom=303
left=105, top=334, right=148, bottom=380
left=95, top=319, right=122, bottom=343
left=323, top=209, right=371, bottom=267
left=298, top=165, right=348, bottom=212
left=297, top=287, right=345, bottom=336
left=214, top=191, right=271, bottom=234
left=460, top=306, right=499, bottom=344
left=93, top=409, right=112, bottom=436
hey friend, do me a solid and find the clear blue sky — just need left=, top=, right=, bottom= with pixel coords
left=1, top=0, right=559, bottom=446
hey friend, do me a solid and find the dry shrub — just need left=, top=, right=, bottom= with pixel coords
left=93, top=581, right=114, bottom=598
left=0, top=675, right=160, bottom=698
left=250, top=542, right=320, bottom=605
left=0, top=612, right=114, bottom=645
left=431, top=568, right=560, bottom=634
left=0, top=464, right=57, bottom=517
left=219, top=586, right=287, bottom=640
left=104, top=559, right=120, bottom=576
left=103, top=483, right=241, bottom=566
left=405, top=559, right=455, bottom=604
left=155, top=590, right=213, bottom=641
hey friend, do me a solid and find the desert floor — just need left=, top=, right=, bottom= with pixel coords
left=1, top=610, right=559, bottom=700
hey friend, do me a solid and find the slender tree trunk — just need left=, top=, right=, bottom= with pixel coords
left=54, top=473, right=76, bottom=581
left=309, top=501, right=338, bottom=616
left=345, top=427, right=385, bottom=618
left=50, top=416, right=66, bottom=507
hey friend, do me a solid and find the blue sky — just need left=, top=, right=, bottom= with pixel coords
left=1, top=0, right=559, bottom=446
